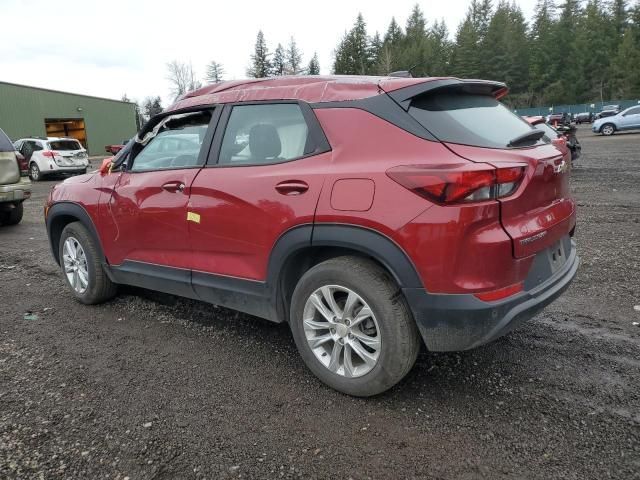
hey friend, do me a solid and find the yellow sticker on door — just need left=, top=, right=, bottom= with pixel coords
left=187, top=211, right=201, bottom=224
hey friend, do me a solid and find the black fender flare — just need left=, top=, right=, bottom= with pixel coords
left=310, top=224, right=422, bottom=288
left=266, top=223, right=423, bottom=320
left=46, top=202, right=106, bottom=266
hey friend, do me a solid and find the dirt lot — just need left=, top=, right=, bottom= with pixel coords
left=1, top=126, right=639, bottom=479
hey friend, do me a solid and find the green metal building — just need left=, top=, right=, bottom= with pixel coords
left=0, top=81, right=138, bottom=155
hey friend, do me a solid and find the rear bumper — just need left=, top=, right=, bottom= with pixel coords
left=0, top=178, right=31, bottom=203
left=403, top=238, right=579, bottom=351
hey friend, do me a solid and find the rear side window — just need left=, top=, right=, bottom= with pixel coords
left=218, top=104, right=313, bottom=165
left=409, top=92, right=544, bottom=149
left=0, top=128, right=13, bottom=152
left=49, top=140, right=82, bottom=151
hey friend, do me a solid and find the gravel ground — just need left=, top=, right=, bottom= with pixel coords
left=1, top=127, right=639, bottom=479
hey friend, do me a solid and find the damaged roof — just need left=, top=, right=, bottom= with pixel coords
left=166, top=75, right=454, bottom=111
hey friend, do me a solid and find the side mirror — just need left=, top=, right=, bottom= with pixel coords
left=99, top=157, right=114, bottom=175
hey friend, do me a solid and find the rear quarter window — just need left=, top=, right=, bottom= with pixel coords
left=0, top=128, right=14, bottom=152
left=409, top=92, right=546, bottom=149
left=49, top=140, right=82, bottom=150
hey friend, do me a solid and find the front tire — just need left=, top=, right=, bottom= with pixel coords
left=29, top=163, right=41, bottom=181
left=601, top=123, right=615, bottom=136
left=59, top=221, right=117, bottom=304
left=289, top=256, right=421, bottom=397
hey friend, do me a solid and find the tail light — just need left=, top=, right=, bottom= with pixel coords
left=387, top=164, right=525, bottom=204
left=42, top=150, right=59, bottom=158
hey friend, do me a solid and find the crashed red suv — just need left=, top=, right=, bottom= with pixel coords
left=45, top=76, right=578, bottom=396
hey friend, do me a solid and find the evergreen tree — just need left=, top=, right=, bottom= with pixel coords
left=273, top=44, right=287, bottom=76
left=369, top=32, right=384, bottom=74
left=286, top=37, right=304, bottom=74
left=205, top=61, right=225, bottom=83
left=307, top=52, right=321, bottom=74
left=611, top=11, right=640, bottom=96
left=247, top=30, right=272, bottom=78
left=529, top=0, right=558, bottom=103
left=450, top=13, right=482, bottom=77
left=333, top=13, right=371, bottom=74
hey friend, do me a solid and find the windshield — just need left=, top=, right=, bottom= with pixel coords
left=409, top=92, right=546, bottom=149
left=49, top=140, right=82, bottom=151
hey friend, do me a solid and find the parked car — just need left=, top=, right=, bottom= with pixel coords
left=595, top=105, right=621, bottom=120
left=105, top=140, right=129, bottom=155
left=592, top=105, right=640, bottom=135
left=0, top=128, right=31, bottom=225
left=14, top=137, right=89, bottom=181
left=547, top=112, right=572, bottom=125
left=44, top=76, right=578, bottom=396
left=575, top=112, right=593, bottom=124
left=524, top=116, right=581, bottom=162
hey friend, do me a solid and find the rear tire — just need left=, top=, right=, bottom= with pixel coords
left=1, top=202, right=23, bottom=225
left=29, top=163, right=41, bottom=181
left=59, top=221, right=117, bottom=304
left=601, top=123, right=615, bottom=136
left=289, top=256, right=421, bottom=397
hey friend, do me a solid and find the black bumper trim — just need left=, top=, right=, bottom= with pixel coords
left=403, top=240, right=579, bottom=352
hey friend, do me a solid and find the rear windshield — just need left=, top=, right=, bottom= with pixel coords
left=0, top=128, right=14, bottom=152
left=49, top=140, right=82, bottom=151
left=409, top=92, right=545, bottom=149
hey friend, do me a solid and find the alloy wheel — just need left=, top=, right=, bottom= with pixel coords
left=602, top=125, right=614, bottom=135
left=62, top=236, right=89, bottom=294
left=303, top=285, right=381, bottom=378
left=30, top=164, right=39, bottom=181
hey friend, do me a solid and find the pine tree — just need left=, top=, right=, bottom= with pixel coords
left=332, top=13, right=371, bottom=74
left=272, top=44, right=287, bottom=76
left=529, top=0, right=558, bottom=103
left=286, top=37, right=303, bottom=74
left=205, top=61, right=225, bottom=83
left=450, top=13, right=482, bottom=78
left=611, top=12, right=640, bottom=96
left=369, top=32, right=384, bottom=74
left=307, top=52, right=320, bottom=74
left=247, top=30, right=272, bottom=78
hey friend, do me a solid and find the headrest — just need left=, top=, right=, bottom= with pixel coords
left=249, top=124, right=281, bottom=161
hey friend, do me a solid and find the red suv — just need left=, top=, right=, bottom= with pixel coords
left=45, top=76, right=578, bottom=396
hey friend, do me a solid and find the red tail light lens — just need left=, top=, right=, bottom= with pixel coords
left=387, top=164, right=525, bottom=204
left=42, top=150, right=58, bottom=158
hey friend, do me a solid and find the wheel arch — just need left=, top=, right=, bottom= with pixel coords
left=268, top=224, right=423, bottom=322
left=47, top=202, right=106, bottom=267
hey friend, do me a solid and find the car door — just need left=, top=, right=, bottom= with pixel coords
left=621, top=107, right=640, bottom=129
left=103, top=108, right=218, bottom=276
left=187, top=102, right=331, bottom=310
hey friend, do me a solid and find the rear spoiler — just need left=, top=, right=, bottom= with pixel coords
left=385, top=78, right=508, bottom=111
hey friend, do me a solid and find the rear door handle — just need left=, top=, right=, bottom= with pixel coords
left=162, top=181, right=185, bottom=193
left=275, top=180, right=309, bottom=196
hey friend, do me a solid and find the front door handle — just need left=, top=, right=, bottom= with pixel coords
left=162, top=181, right=185, bottom=193
left=275, top=180, right=309, bottom=196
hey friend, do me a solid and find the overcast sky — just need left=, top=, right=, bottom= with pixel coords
left=0, top=0, right=537, bottom=106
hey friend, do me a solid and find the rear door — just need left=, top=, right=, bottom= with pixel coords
left=406, top=87, right=575, bottom=258
left=187, top=102, right=330, bottom=286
